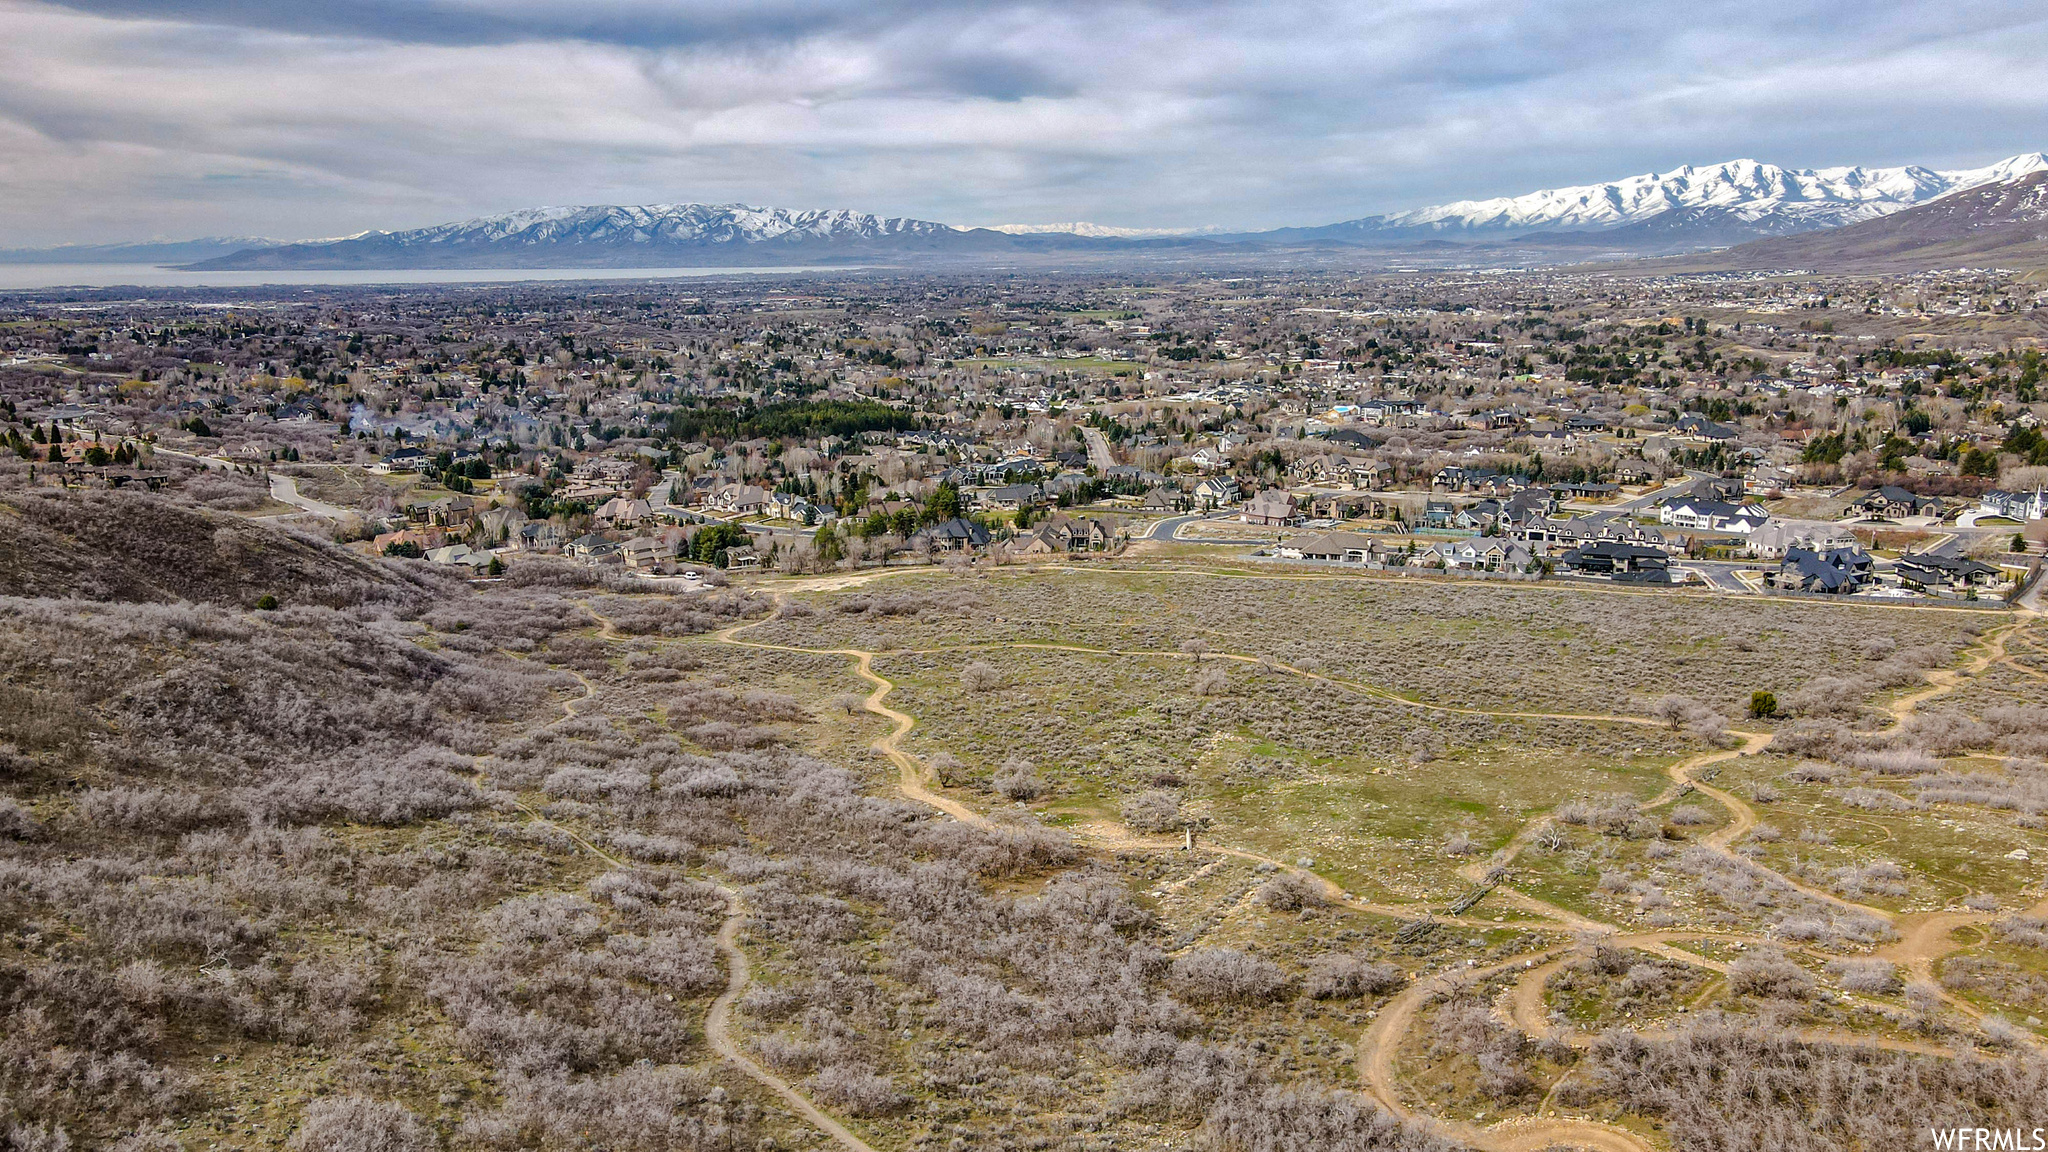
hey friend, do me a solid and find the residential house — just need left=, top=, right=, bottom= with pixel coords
left=1769, top=546, right=1874, bottom=594
left=1551, top=481, right=1620, bottom=500
left=912, top=517, right=993, bottom=552
left=1016, top=514, right=1112, bottom=555
left=1981, top=488, right=2048, bottom=522
left=1744, top=465, right=1798, bottom=498
left=1558, top=540, right=1672, bottom=578
left=1241, top=489, right=1299, bottom=527
left=1894, top=553, right=1999, bottom=592
left=575, top=457, right=639, bottom=485
left=979, top=482, right=1044, bottom=511
left=1192, top=476, right=1241, bottom=507
left=712, top=484, right=774, bottom=516
left=375, top=447, right=430, bottom=474
left=1278, top=530, right=1384, bottom=563
left=1423, top=536, right=1533, bottom=572
left=1747, top=520, right=1857, bottom=560
left=1675, top=414, right=1739, bottom=442
left=596, top=496, right=653, bottom=528
left=425, top=543, right=493, bottom=572
left=518, top=521, right=566, bottom=551
left=1140, top=486, right=1185, bottom=512
left=476, top=505, right=528, bottom=546
left=1857, top=485, right=1944, bottom=520
left=620, top=536, right=674, bottom=570
left=1658, top=497, right=1770, bottom=534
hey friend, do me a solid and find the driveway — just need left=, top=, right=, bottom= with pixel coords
left=269, top=473, right=352, bottom=519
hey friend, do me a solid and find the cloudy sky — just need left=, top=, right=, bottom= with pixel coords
left=2, top=0, right=2046, bottom=245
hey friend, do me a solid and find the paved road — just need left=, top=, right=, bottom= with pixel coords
left=1134, top=511, right=1270, bottom=546
left=268, top=473, right=352, bottom=519
left=1678, top=560, right=1755, bottom=593
left=1080, top=426, right=1117, bottom=471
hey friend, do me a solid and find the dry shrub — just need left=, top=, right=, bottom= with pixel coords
left=1427, top=1002, right=1534, bottom=1100
left=1256, top=872, right=1325, bottom=912
left=1121, top=789, right=1184, bottom=833
left=1992, top=915, right=2048, bottom=949
left=1553, top=794, right=1659, bottom=839
left=805, top=1065, right=908, bottom=1117
left=993, top=757, right=1045, bottom=801
left=1727, top=949, right=1812, bottom=1000
left=288, top=1096, right=434, bottom=1152
left=1169, top=949, right=1288, bottom=1003
left=1785, top=676, right=1868, bottom=718
left=1829, top=958, right=1901, bottom=995
left=1304, top=954, right=1405, bottom=1000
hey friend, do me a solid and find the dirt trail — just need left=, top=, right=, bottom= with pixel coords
left=682, top=578, right=2048, bottom=1149
left=846, top=648, right=994, bottom=829
left=1077, top=818, right=1501, bottom=929
left=707, top=889, right=881, bottom=1152
left=1500, top=939, right=1966, bottom=1060
left=713, top=609, right=994, bottom=829
left=1359, top=951, right=1658, bottom=1152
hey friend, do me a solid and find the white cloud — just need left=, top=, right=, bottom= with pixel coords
left=0, top=0, right=2044, bottom=244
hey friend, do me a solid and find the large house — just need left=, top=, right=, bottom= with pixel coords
left=1559, top=540, right=1672, bottom=578
left=1658, top=497, right=1770, bottom=534
left=1747, top=520, right=1858, bottom=560
left=1981, top=488, right=2048, bottom=522
left=1770, top=546, right=1874, bottom=594
left=1277, top=530, right=1384, bottom=563
left=1241, top=489, right=1299, bottom=527
left=1894, top=552, right=1999, bottom=592
left=1016, top=515, right=1112, bottom=554
left=979, top=482, right=1044, bottom=511
left=1675, top=414, right=1739, bottom=442
left=1423, top=536, right=1533, bottom=572
left=596, top=496, right=653, bottom=528
left=1193, top=476, right=1241, bottom=507
left=912, top=517, right=993, bottom=552
left=1857, top=485, right=1944, bottom=520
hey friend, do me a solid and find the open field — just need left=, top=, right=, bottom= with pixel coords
left=3, top=493, right=2046, bottom=1152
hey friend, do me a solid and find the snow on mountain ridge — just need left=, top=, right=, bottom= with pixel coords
left=373, top=203, right=957, bottom=248
left=1364, top=153, right=2048, bottom=234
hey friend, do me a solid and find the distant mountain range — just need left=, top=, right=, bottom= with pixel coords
left=185, top=205, right=1064, bottom=270
left=12, top=150, right=2043, bottom=273
left=0, top=237, right=284, bottom=264
left=1305, top=154, right=2048, bottom=239
left=1647, top=170, right=2048, bottom=273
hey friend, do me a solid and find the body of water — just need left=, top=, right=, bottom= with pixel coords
left=0, top=264, right=852, bottom=290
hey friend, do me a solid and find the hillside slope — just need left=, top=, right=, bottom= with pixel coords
left=0, top=489, right=406, bottom=606
left=1634, top=171, right=2048, bottom=272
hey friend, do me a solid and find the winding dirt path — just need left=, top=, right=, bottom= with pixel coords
left=706, top=888, right=881, bottom=1152
left=669, top=575, right=2048, bottom=1150
left=1360, top=951, right=1658, bottom=1152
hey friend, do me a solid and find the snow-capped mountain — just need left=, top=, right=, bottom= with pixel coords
left=1676, top=169, right=2048, bottom=273
left=389, top=204, right=956, bottom=247
left=190, top=204, right=1003, bottom=269
left=1320, top=153, right=2048, bottom=239
left=176, top=150, right=2048, bottom=271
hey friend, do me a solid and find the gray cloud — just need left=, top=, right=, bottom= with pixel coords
left=1, top=0, right=2045, bottom=245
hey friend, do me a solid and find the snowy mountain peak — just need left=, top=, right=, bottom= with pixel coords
left=1351, top=153, right=2048, bottom=236
left=390, top=203, right=957, bottom=248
